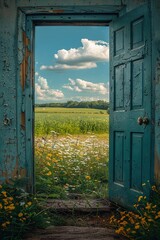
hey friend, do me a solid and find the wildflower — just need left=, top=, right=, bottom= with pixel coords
left=1, top=191, right=7, bottom=197
left=155, top=211, right=160, bottom=219
left=46, top=171, right=52, bottom=176
left=85, top=175, right=91, bottom=180
left=115, top=227, right=124, bottom=234
left=27, top=201, right=32, bottom=206
left=135, top=224, right=140, bottom=229
left=0, top=185, right=2, bottom=189
left=148, top=218, right=154, bottom=222
left=2, top=223, right=7, bottom=228
left=110, top=215, right=115, bottom=224
left=141, top=217, right=146, bottom=224
left=121, top=220, right=128, bottom=226
left=0, top=203, right=3, bottom=209
left=8, top=197, right=13, bottom=201
left=152, top=205, right=157, bottom=209
left=18, top=213, right=23, bottom=217
left=138, top=196, right=143, bottom=202
left=145, top=203, right=151, bottom=210
left=152, top=185, right=156, bottom=191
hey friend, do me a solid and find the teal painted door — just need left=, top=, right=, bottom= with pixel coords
left=109, top=4, right=152, bottom=207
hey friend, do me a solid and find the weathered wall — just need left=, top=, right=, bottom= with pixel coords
left=151, top=0, right=160, bottom=184
left=0, top=0, right=19, bottom=182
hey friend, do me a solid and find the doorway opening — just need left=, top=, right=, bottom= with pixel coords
left=34, top=26, right=110, bottom=200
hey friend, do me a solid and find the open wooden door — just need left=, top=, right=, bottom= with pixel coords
left=109, top=4, right=152, bottom=207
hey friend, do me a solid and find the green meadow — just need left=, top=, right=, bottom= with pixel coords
left=35, top=107, right=109, bottom=199
left=35, top=107, right=109, bottom=136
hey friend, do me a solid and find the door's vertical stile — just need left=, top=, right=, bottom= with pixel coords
left=109, top=21, right=114, bottom=191
left=124, top=62, right=131, bottom=193
left=25, top=17, right=34, bottom=192
left=17, top=10, right=27, bottom=178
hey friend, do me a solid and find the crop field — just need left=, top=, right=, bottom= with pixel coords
left=35, top=107, right=109, bottom=199
left=35, top=107, right=109, bottom=135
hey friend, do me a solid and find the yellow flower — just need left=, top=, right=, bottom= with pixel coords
left=1, top=191, right=7, bottom=197
left=0, top=185, right=2, bottom=189
left=46, top=171, right=52, bottom=176
left=2, top=223, right=7, bottom=228
left=4, top=204, right=15, bottom=211
left=85, top=175, right=91, bottom=180
left=152, top=185, right=157, bottom=191
left=138, top=196, right=143, bottom=202
left=0, top=203, right=3, bottom=209
left=27, top=201, right=32, bottom=206
left=121, top=220, right=128, bottom=226
left=155, top=211, right=160, bottom=219
left=115, top=227, right=124, bottom=234
left=109, top=215, right=115, bottom=224
left=141, top=217, right=146, bottom=224
left=145, top=203, right=151, bottom=210
left=148, top=218, right=154, bottom=222
left=18, top=213, right=23, bottom=217
left=135, top=224, right=140, bottom=229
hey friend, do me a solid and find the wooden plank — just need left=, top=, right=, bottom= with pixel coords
left=17, top=0, right=122, bottom=7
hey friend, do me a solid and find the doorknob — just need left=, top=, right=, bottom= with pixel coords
left=143, top=117, right=149, bottom=125
left=137, top=117, right=149, bottom=125
left=137, top=117, right=143, bottom=125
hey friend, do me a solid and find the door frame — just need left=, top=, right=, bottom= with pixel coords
left=17, top=3, right=154, bottom=197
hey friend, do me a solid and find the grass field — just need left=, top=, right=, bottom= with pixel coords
left=35, top=107, right=109, bottom=199
left=35, top=107, right=109, bottom=136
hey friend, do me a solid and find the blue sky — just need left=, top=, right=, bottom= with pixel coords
left=35, top=26, right=109, bottom=103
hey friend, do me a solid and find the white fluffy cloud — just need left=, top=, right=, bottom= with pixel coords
left=35, top=76, right=64, bottom=101
left=70, top=96, right=108, bottom=102
left=40, top=62, right=97, bottom=71
left=40, top=39, right=109, bottom=71
left=63, top=78, right=109, bottom=95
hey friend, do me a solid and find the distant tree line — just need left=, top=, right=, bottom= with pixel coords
left=35, top=100, right=109, bottom=110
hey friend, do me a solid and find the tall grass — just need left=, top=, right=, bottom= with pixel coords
left=35, top=107, right=109, bottom=136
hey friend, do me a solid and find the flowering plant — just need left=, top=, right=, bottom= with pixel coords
left=110, top=184, right=160, bottom=240
left=0, top=183, right=50, bottom=240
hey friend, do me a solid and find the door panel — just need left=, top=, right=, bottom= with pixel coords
left=109, top=4, right=152, bottom=207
